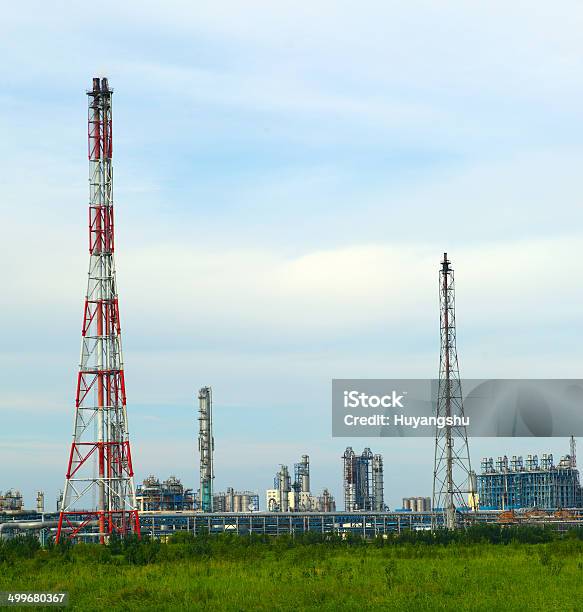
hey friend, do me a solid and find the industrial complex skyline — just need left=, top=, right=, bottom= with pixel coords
left=3, top=2, right=583, bottom=512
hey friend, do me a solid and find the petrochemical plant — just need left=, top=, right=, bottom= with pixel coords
left=135, top=476, right=194, bottom=512
left=265, top=456, right=337, bottom=512
left=0, top=490, right=24, bottom=513
left=477, top=440, right=582, bottom=511
left=3, top=76, right=583, bottom=542
left=213, top=490, right=260, bottom=513
left=342, top=448, right=384, bottom=512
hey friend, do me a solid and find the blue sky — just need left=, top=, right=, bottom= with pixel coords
left=2, top=1, right=583, bottom=510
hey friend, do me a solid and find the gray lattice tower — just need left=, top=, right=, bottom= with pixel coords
left=432, top=253, right=474, bottom=529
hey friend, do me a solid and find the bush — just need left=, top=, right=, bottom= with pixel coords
left=0, top=524, right=578, bottom=566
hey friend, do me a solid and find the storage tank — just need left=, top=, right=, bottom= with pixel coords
left=402, top=498, right=411, bottom=510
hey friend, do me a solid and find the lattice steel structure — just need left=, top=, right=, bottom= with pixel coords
left=198, top=387, right=214, bottom=512
left=432, top=253, right=474, bottom=529
left=57, top=77, right=139, bottom=543
left=478, top=450, right=582, bottom=510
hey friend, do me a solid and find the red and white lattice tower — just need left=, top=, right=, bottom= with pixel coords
left=56, top=77, right=139, bottom=543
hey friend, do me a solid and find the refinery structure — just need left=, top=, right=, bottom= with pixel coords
left=402, top=497, right=432, bottom=512
left=266, top=456, right=337, bottom=512
left=135, top=476, right=194, bottom=512
left=4, top=77, right=583, bottom=541
left=0, top=490, right=23, bottom=513
left=214, top=489, right=260, bottom=513
left=342, top=448, right=384, bottom=512
left=478, top=440, right=582, bottom=511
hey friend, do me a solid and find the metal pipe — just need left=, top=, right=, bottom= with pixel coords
left=0, top=521, right=60, bottom=536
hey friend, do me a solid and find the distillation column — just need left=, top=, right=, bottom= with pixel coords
left=343, top=447, right=357, bottom=511
left=299, top=455, right=310, bottom=492
left=198, top=387, right=214, bottom=512
left=278, top=466, right=291, bottom=512
left=372, top=454, right=384, bottom=512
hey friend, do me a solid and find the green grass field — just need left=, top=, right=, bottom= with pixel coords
left=2, top=529, right=583, bottom=610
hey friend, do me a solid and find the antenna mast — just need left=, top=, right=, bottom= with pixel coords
left=433, top=253, right=474, bottom=529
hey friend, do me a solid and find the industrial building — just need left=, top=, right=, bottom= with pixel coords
left=213, top=488, right=260, bottom=512
left=343, top=448, right=384, bottom=511
left=0, top=491, right=47, bottom=515
left=478, top=442, right=582, bottom=510
left=267, top=465, right=291, bottom=512
left=0, top=490, right=23, bottom=513
left=135, top=476, right=194, bottom=512
left=266, top=455, right=336, bottom=512
left=315, top=488, right=336, bottom=512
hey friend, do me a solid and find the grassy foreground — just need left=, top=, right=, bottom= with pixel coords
left=2, top=528, right=583, bottom=610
